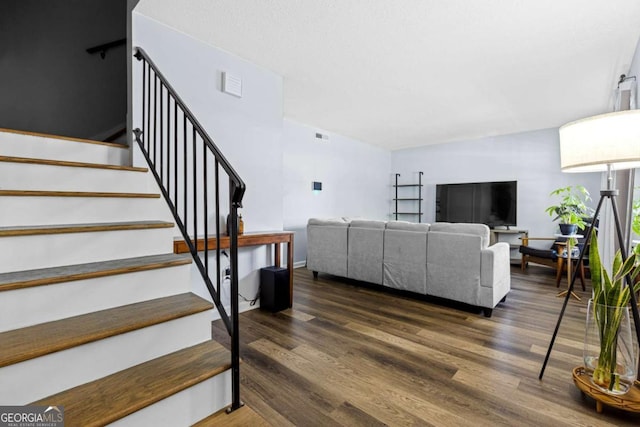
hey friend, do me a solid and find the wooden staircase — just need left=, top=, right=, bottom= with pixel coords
left=0, top=129, right=233, bottom=425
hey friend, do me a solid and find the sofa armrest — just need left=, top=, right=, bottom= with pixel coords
left=480, top=242, right=511, bottom=307
left=481, top=242, right=510, bottom=286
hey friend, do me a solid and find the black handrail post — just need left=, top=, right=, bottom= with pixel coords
left=215, top=160, right=221, bottom=306
left=228, top=181, right=242, bottom=412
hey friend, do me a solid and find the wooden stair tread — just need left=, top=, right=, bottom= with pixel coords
left=0, top=155, right=146, bottom=172
left=0, top=293, right=213, bottom=368
left=0, top=253, right=192, bottom=291
left=0, top=127, right=129, bottom=149
left=193, top=405, right=272, bottom=427
left=0, top=189, right=160, bottom=198
left=0, top=220, right=173, bottom=237
left=32, top=340, right=230, bottom=427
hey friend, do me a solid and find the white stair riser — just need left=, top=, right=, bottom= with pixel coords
left=111, top=370, right=231, bottom=427
left=0, top=196, right=173, bottom=226
left=0, top=133, right=128, bottom=165
left=0, top=264, right=193, bottom=332
left=0, top=311, right=212, bottom=405
left=0, top=162, right=151, bottom=193
left=0, top=228, right=175, bottom=273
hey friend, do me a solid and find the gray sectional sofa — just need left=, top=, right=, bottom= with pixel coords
left=306, top=218, right=511, bottom=317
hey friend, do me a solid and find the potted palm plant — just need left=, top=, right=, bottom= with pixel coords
left=584, top=234, right=640, bottom=395
left=545, top=185, right=593, bottom=236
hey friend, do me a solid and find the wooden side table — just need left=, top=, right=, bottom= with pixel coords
left=174, top=231, right=295, bottom=307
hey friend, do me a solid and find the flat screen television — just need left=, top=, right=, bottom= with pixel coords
left=435, top=180, right=517, bottom=228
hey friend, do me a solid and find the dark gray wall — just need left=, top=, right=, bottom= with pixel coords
left=0, top=0, right=126, bottom=139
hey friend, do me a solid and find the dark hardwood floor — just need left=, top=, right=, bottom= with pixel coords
left=212, top=265, right=640, bottom=426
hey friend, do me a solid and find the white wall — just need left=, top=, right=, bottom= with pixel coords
left=0, top=0, right=126, bottom=139
left=132, top=6, right=617, bottom=287
left=282, top=119, right=391, bottom=263
left=132, top=13, right=283, bottom=304
left=391, top=128, right=602, bottom=242
left=132, top=13, right=393, bottom=275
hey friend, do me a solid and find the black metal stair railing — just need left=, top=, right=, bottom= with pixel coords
left=132, top=47, right=245, bottom=412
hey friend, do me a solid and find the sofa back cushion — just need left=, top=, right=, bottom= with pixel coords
left=308, top=217, right=350, bottom=226
left=347, top=221, right=385, bottom=284
left=307, top=219, right=350, bottom=276
left=430, top=222, right=490, bottom=248
left=427, top=231, right=482, bottom=306
left=350, top=219, right=387, bottom=229
left=383, top=224, right=428, bottom=293
left=385, top=221, right=431, bottom=232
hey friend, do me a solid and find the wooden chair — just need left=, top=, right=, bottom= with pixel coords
left=519, top=236, right=586, bottom=290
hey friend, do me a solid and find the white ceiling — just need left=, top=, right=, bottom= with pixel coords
left=136, top=0, right=640, bottom=150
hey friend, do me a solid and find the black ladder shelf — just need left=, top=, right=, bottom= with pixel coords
left=393, top=172, right=424, bottom=222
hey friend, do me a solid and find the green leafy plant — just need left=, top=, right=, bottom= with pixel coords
left=632, top=195, right=640, bottom=256
left=588, top=234, right=640, bottom=392
left=545, top=185, right=594, bottom=230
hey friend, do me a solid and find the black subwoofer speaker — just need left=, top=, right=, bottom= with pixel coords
left=260, top=266, right=289, bottom=312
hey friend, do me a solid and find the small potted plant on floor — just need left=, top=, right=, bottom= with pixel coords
left=545, top=185, right=593, bottom=236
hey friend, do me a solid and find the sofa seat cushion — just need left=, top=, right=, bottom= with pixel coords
left=519, top=245, right=558, bottom=260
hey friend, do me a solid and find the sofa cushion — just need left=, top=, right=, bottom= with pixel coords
left=348, top=225, right=384, bottom=284
left=519, top=245, right=558, bottom=260
left=383, top=227, right=428, bottom=293
left=350, top=219, right=386, bottom=229
left=307, top=220, right=349, bottom=276
left=427, top=231, right=482, bottom=306
left=308, top=218, right=350, bottom=226
left=430, top=222, right=490, bottom=247
left=385, top=221, right=431, bottom=232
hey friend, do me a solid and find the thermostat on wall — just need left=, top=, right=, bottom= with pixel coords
left=222, top=72, right=242, bottom=98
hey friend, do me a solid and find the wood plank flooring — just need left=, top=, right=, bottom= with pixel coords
left=212, top=265, right=640, bottom=426
left=193, top=405, right=271, bottom=427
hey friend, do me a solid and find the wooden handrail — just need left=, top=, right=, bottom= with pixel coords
left=86, top=39, right=126, bottom=59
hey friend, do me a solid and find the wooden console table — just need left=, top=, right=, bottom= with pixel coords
left=174, top=231, right=294, bottom=307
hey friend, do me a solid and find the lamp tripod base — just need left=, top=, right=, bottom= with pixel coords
left=556, top=289, right=581, bottom=301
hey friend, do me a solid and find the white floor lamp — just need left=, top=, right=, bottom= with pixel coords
left=539, top=109, right=640, bottom=380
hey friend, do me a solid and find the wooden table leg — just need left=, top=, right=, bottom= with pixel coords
left=272, top=239, right=293, bottom=307
left=274, top=243, right=281, bottom=267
